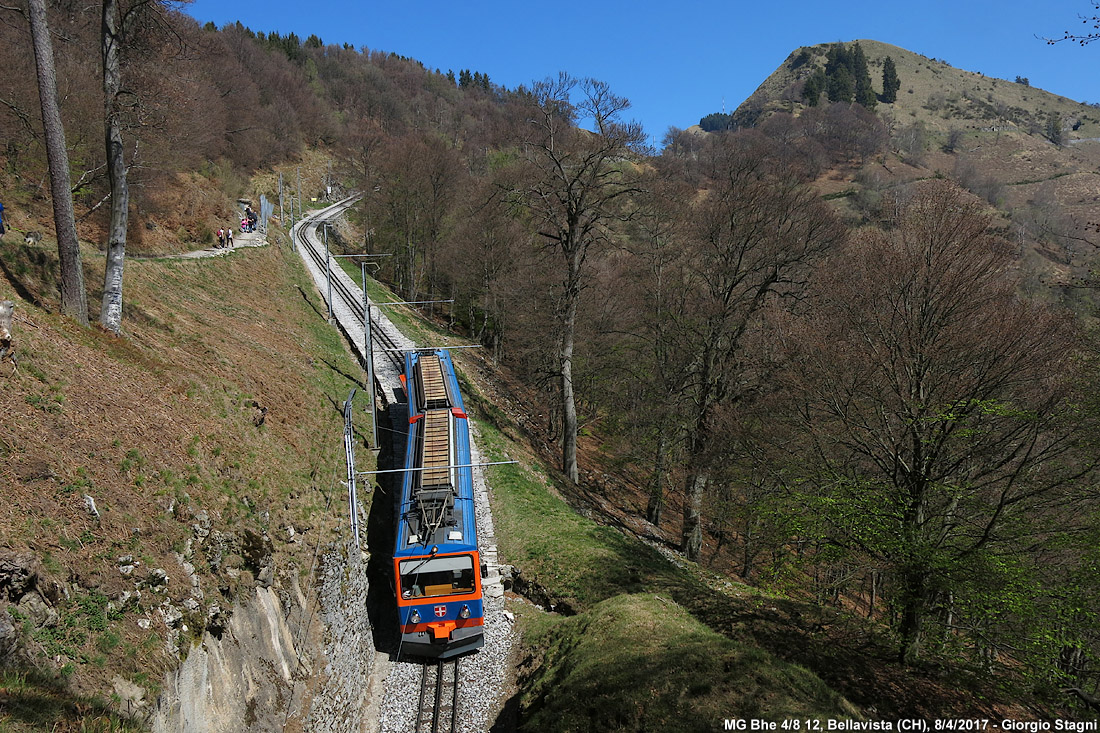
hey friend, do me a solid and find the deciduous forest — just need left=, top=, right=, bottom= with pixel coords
left=2, top=2, right=1100, bottom=712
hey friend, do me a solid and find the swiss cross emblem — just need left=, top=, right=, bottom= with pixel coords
left=434, top=605, right=447, bottom=618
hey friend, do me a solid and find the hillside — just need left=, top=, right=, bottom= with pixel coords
left=737, top=39, right=1100, bottom=138
left=3, top=13, right=1100, bottom=728
left=0, top=194, right=372, bottom=728
left=725, top=39, right=1100, bottom=305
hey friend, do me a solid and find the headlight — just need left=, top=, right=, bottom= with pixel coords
left=410, top=610, right=421, bottom=624
left=459, top=605, right=471, bottom=619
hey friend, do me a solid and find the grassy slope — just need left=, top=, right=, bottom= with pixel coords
left=518, top=594, right=852, bottom=731
left=0, top=226, right=371, bottom=729
left=467, top=391, right=863, bottom=729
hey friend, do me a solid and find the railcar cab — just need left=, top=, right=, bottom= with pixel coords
left=394, top=350, right=484, bottom=658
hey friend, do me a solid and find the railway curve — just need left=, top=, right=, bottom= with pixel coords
left=293, top=198, right=514, bottom=732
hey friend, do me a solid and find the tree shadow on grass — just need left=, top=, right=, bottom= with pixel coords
left=0, top=240, right=53, bottom=309
left=320, top=357, right=365, bottom=392
left=0, top=665, right=144, bottom=731
left=295, top=285, right=326, bottom=321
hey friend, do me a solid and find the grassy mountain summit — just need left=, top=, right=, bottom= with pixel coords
left=737, top=39, right=1100, bottom=137
left=716, top=40, right=1100, bottom=311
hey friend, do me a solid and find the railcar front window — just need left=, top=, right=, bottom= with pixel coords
left=400, top=555, right=475, bottom=599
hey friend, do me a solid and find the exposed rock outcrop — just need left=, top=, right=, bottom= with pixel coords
left=152, top=585, right=306, bottom=732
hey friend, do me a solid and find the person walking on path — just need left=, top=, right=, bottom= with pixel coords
left=216, top=227, right=224, bottom=248
left=226, top=227, right=233, bottom=248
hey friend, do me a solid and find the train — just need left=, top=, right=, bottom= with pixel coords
left=393, top=348, right=485, bottom=658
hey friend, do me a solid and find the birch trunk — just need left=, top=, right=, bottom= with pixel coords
left=100, top=0, right=127, bottom=334
left=560, top=282, right=579, bottom=484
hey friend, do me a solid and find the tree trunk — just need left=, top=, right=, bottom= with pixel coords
left=681, top=471, right=706, bottom=560
left=560, top=284, right=579, bottom=483
left=897, top=566, right=931, bottom=665
left=868, top=570, right=878, bottom=619
left=27, top=0, right=87, bottom=325
left=99, top=0, right=127, bottom=334
left=645, top=431, right=666, bottom=525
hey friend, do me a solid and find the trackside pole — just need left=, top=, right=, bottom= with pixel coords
left=343, top=389, right=360, bottom=550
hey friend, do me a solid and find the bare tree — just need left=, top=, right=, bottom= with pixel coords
left=513, top=73, right=646, bottom=483
left=26, top=0, right=88, bottom=324
left=676, top=132, right=845, bottom=560
left=606, top=168, right=693, bottom=527
left=791, top=180, right=1096, bottom=664
left=1045, top=2, right=1100, bottom=45
left=366, top=132, right=462, bottom=302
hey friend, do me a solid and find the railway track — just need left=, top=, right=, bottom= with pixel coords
left=414, top=658, right=460, bottom=733
left=293, top=199, right=405, bottom=376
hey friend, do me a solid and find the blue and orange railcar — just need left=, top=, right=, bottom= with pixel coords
left=393, top=349, right=484, bottom=658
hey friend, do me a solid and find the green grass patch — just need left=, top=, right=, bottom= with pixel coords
left=518, top=594, right=858, bottom=731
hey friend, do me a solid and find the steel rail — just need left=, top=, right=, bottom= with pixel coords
left=413, top=658, right=460, bottom=733
left=293, top=201, right=405, bottom=374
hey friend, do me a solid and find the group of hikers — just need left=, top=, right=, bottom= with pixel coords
left=214, top=206, right=259, bottom=249
left=241, top=206, right=258, bottom=233
left=215, top=226, right=234, bottom=249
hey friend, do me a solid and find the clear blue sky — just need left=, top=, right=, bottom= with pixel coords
left=184, top=0, right=1100, bottom=143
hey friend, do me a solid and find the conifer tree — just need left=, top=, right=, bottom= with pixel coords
left=802, top=68, right=827, bottom=106
left=852, top=43, right=876, bottom=108
left=882, top=56, right=901, bottom=103
left=825, top=44, right=848, bottom=77
left=827, top=66, right=854, bottom=103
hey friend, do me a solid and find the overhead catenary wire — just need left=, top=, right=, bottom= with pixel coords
left=357, top=460, right=517, bottom=477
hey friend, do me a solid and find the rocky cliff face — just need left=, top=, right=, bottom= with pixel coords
left=152, top=585, right=305, bottom=732
left=150, top=540, right=377, bottom=733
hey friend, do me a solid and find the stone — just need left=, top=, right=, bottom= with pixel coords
left=257, top=565, right=274, bottom=588
left=146, top=568, right=169, bottom=588
left=0, top=551, right=39, bottom=602
left=162, top=605, right=183, bottom=629
left=83, top=495, right=100, bottom=519
left=0, top=608, right=18, bottom=660
left=111, top=676, right=147, bottom=718
left=17, top=592, right=58, bottom=628
left=109, top=589, right=141, bottom=613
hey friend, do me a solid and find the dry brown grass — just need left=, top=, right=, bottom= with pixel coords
left=0, top=212, right=369, bottom=719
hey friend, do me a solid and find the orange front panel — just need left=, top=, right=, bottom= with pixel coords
left=395, top=551, right=482, bottom=607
